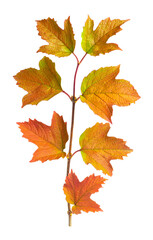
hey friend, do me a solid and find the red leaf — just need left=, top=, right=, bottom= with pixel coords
left=17, top=111, right=68, bottom=162
left=63, top=170, right=106, bottom=214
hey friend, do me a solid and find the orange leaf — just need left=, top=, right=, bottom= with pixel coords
left=79, top=123, right=132, bottom=176
left=17, top=112, right=68, bottom=162
left=80, top=65, right=140, bottom=122
left=14, top=57, right=62, bottom=107
left=81, top=16, right=128, bottom=56
left=37, top=17, right=75, bottom=57
left=63, top=170, right=106, bottom=214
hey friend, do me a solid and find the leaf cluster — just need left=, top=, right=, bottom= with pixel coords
left=14, top=16, right=140, bottom=224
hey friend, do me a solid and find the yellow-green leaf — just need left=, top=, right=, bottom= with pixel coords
left=80, top=65, right=140, bottom=123
left=79, top=123, right=132, bottom=176
left=81, top=16, right=128, bottom=56
left=14, top=57, right=62, bottom=107
left=37, top=17, right=75, bottom=57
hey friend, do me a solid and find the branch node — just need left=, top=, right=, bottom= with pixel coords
left=67, top=209, right=72, bottom=216
left=70, top=96, right=77, bottom=102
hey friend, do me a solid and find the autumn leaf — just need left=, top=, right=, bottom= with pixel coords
left=14, top=57, right=62, bottom=107
left=37, top=17, right=75, bottom=57
left=17, top=111, right=68, bottom=162
left=80, top=65, right=140, bottom=123
left=79, top=122, right=132, bottom=176
left=63, top=170, right=106, bottom=214
left=81, top=16, right=128, bottom=56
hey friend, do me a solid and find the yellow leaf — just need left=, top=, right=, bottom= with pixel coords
left=80, top=65, right=140, bottom=122
left=14, top=57, right=62, bottom=107
left=37, top=17, right=75, bottom=57
left=79, top=123, right=132, bottom=176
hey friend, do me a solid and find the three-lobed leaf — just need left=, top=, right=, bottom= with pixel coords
left=81, top=16, right=128, bottom=56
left=17, top=111, right=68, bottom=162
left=80, top=65, right=140, bottom=123
left=63, top=170, right=106, bottom=214
left=14, top=57, right=62, bottom=107
left=37, top=17, right=75, bottom=57
left=79, top=122, right=132, bottom=176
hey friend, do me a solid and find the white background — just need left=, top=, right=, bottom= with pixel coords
left=0, top=0, right=153, bottom=239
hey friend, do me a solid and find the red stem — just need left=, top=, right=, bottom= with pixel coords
left=62, top=90, right=71, bottom=100
left=79, top=53, right=87, bottom=64
left=71, top=149, right=81, bottom=158
left=73, top=52, right=79, bottom=63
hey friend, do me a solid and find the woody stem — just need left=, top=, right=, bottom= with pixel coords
left=67, top=62, right=79, bottom=176
left=66, top=63, right=79, bottom=227
left=66, top=53, right=87, bottom=226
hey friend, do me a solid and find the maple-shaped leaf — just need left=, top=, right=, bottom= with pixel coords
left=63, top=170, right=106, bottom=214
left=80, top=65, right=140, bottom=123
left=37, top=17, right=75, bottom=57
left=14, top=57, right=62, bottom=107
left=17, top=111, right=68, bottom=162
left=81, top=16, right=128, bottom=56
left=79, top=122, right=132, bottom=176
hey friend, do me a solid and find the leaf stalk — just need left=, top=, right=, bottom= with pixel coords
left=62, top=90, right=71, bottom=100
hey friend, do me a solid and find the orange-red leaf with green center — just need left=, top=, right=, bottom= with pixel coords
left=63, top=170, right=106, bottom=214
left=37, top=17, right=75, bottom=57
left=14, top=57, right=62, bottom=107
left=80, top=65, right=140, bottom=123
left=79, top=122, right=132, bottom=176
left=17, top=112, right=68, bottom=162
left=81, top=16, right=128, bottom=56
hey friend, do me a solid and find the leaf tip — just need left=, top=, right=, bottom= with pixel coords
left=129, top=148, right=133, bottom=153
left=108, top=171, right=113, bottom=177
left=118, top=47, right=123, bottom=51
left=67, top=16, right=71, bottom=20
left=16, top=121, right=21, bottom=127
left=36, top=48, right=40, bottom=53
left=29, top=159, right=34, bottom=163
left=109, top=118, right=112, bottom=124
left=98, top=207, right=103, bottom=212
left=124, top=19, right=130, bottom=23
